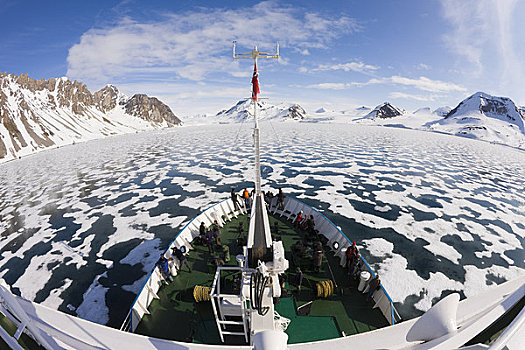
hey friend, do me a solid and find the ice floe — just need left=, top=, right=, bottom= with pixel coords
left=0, top=123, right=523, bottom=324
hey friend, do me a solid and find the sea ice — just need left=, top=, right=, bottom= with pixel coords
left=0, top=123, right=523, bottom=323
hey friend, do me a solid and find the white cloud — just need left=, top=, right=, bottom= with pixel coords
left=305, top=83, right=347, bottom=90
left=440, top=0, right=525, bottom=105
left=67, top=1, right=358, bottom=84
left=440, top=0, right=523, bottom=86
left=441, top=0, right=488, bottom=75
left=311, top=61, right=379, bottom=74
left=304, top=75, right=465, bottom=93
left=386, top=76, right=465, bottom=93
left=416, top=63, right=430, bottom=70
left=493, top=0, right=522, bottom=91
left=389, top=92, right=439, bottom=102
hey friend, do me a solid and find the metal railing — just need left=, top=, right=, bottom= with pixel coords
left=268, top=196, right=401, bottom=325
left=120, top=197, right=247, bottom=332
left=121, top=194, right=401, bottom=333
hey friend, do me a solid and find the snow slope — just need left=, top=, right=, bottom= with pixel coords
left=182, top=99, right=306, bottom=125
left=305, top=95, right=524, bottom=149
left=0, top=73, right=181, bottom=163
left=427, top=92, right=525, bottom=148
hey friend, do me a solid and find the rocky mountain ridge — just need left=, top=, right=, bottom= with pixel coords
left=308, top=93, right=524, bottom=148
left=0, top=73, right=181, bottom=163
left=2, top=71, right=524, bottom=164
left=445, top=92, right=524, bottom=124
left=364, top=102, right=405, bottom=119
left=427, top=92, right=525, bottom=148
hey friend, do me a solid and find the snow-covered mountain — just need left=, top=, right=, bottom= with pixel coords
left=216, top=99, right=306, bottom=122
left=3, top=71, right=524, bottom=162
left=433, top=106, right=452, bottom=117
left=306, top=95, right=524, bottom=149
left=427, top=92, right=525, bottom=148
left=0, top=73, right=181, bottom=163
left=413, top=107, right=432, bottom=115
left=311, top=105, right=370, bottom=120
left=349, top=102, right=443, bottom=129
left=183, top=99, right=307, bottom=125
left=184, top=99, right=306, bottom=125
left=363, top=102, right=405, bottom=119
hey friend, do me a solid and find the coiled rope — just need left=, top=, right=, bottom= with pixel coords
left=316, top=280, right=335, bottom=298
left=193, top=285, right=211, bottom=302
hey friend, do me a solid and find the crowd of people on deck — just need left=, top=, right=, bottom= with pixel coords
left=287, top=205, right=381, bottom=301
left=156, top=186, right=382, bottom=303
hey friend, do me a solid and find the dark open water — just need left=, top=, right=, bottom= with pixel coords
left=0, top=123, right=524, bottom=326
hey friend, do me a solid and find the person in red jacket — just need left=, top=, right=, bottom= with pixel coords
left=345, top=241, right=358, bottom=268
left=294, top=210, right=304, bottom=228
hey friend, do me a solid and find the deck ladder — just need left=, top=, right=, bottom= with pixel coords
left=210, top=267, right=250, bottom=343
left=213, top=295, right=249, bottom=343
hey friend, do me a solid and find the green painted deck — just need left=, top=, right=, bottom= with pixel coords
left=135, top=213, right=388, bottom=344
left=0, top=313, right=44, bottom=350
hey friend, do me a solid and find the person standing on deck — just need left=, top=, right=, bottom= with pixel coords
left=212, top=220, right=221, bottom=246
left=277, top=188, right=285, bottom=209
left=350, top=250, right=362, bottom=280
left=345, top=242, right=358, bottom=269
left=313, top=241, right=323, bottom=273
left=199, top=222, right=206, bottom=245
left=294, top=210, right=304, bottom=229
left=367, top=274, right=381, bottom=301
left=156, top=254, right=173, bottom=282
left=172, top=246, right=192, bottom=273
left=205, top=230, right=215, bottom=254
left=295, top=267, right=303, bottom=293
left=264, top=191, right=271, bottom=209
left=243, top=188, right=252, bottom=210
left=231, top=188, right=240, bottom=210
left=306, top=215, right=316, bottom=238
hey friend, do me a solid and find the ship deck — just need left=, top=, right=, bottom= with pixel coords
left=134, top=212, right=388, bottom=344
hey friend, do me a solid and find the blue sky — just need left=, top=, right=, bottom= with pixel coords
left=1, top=0, right=524, bottom=116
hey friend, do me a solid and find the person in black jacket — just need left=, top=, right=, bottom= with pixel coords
left=231, top=188, right=240, bottom=210
left=172, top=246, right=192, bottom=273
left=277, top=188, right=285, bottom=209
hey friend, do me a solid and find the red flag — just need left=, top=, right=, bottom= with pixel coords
left=252, top=61, right=260, bottom=101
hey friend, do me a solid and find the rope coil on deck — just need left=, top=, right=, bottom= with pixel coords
left=193, top=285, right=211, bottom=302
left=316, top=280, right=335, bottom=298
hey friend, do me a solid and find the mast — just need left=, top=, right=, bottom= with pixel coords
left=233, top=42, right=279, bottom=196
left=209, top=44, right=289, bottom=346
left=253, top=72, right=261, bottom=195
